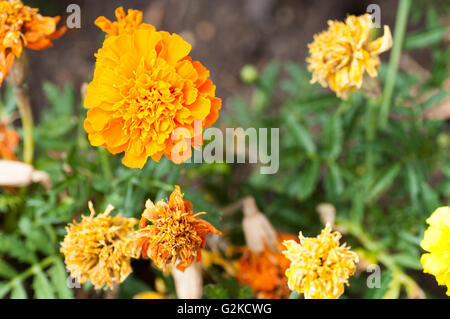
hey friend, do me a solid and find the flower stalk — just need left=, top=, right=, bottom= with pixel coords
left=379, top=0, right=412, bottom=127
left=6, top=53, right=34, bottom=164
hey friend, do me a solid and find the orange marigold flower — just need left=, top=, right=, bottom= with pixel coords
left=0, top=0, right=66, bottom=84
left=282, top=224, right=359, bottom=299
left=307, top=14, right=392, bottom=99
left=84, top=8, right=221, bottom=168
left=237, top=233, right=298, bottom=299
left=95, top=6, right=152, bottom=38
left=0, top=121, right=19, bottom=160
left=128, top=185, right=222, bottom=271
left=60, top=202, right=137, bottom=290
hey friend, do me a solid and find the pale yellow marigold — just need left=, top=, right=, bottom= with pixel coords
left=307, top=14, right=392, bottom=99
left=420, top=206, right=450, bottom=296
left=282, top=224, right=358, bottom=299
left=60, top=202, right=137, bottom=290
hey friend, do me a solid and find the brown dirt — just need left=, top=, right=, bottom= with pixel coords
left=23, top=0, right=401, bottom=119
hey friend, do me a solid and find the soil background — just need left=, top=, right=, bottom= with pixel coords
left=21, top=0, right=407, bottom=119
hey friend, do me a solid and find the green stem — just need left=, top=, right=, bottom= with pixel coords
left=4, top=255, right=57, bottom=292
left=14, top=86, right=34, bottom=164
left=98, top=147, right=112, bottom=181
left=379, top=0, right=411, bottom=127
left=365, top=99, right=379, bottom=188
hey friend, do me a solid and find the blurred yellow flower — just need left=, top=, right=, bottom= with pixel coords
left=128, top=186, right=222, bottom=271
left=60, top=202, right=137, bottom=290
left=420, top=206, right=450, bottom=296
left=0, top=0, right=66, bottom=84
left=84, top=7, right=221, bottom=168
left=237, top=233, right=298, bottom=299
left=0, top=121, right=19, bottom=160
left=307, top=14, right=392, bottom=99
left=282, top=224, right=358, bottom=299
left=134, top=291, right=165, bottom=299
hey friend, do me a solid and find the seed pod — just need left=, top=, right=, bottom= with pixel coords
left=0, top=160, right=51, bottom=188
left=242, top=197, right=277, bottom=253
left=172, top=262, right=203, bottom=299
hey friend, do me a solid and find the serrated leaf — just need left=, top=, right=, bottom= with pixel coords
left=367, top=164, right=401, bottom=202
left=283, top=114, right=316, bottom=155
left=325, top=162, right=344, bottom=199
left=33, top=267, right=56, bottom=299
left=323, top=113, right=343, bottom=159
left=0, top=260, right=18, bottom=278
left=404, top=25, right=450, bottom=50
left=10, top=281, right=27, bottom=299
left=391, top=253, right=422, bottom=270
left=49, top=258, right=74, bottom=299
left=0, top=283, right=11, bottom=298
left=0, top=234, right=38, bottom=264
left=297, top=160, right=320, bottom=200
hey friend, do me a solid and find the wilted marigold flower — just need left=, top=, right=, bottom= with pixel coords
left=307, top=14, right=392, bottom=99
left=128, top=185, right=222, bottom=271
left=60, top=202, right=137, bottom=290
left=237, top=233, right=298, bottom=299
left=84, top=7, right=221, bottom=168
left=0, top=121, right=19, bottom=160
left=0, top=0, right=66, bottom=84
left=282, top=224, right=358, bottom=299
left=420, top=207, right=450, bottom=296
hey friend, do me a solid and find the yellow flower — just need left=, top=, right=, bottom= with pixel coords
left=84, top=7, right=221, bottom=168
left=60, top=202, right=137, bottom=290
left=134, top=291, right=165, bottom=299
left=307, top=14, right=392, bottom=99
left=420, top=206, right=450, bottom=296
left=282, top=224, right=358, bottom=299
left=127, top=186, right=222, bottom=271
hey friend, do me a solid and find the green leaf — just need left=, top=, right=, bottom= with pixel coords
left=325, top=162, right=344, bottom=199
left=33, top=267, right=56, bottom=299
left=404, top=25, right=450, bottom=50
left=323, top=113, right=343, bottom=159
left=420, top=181, right=440, bottom=213
left=0, top=234, right=38, bottom=264
left=365, top=269, right=393, bottom=299
left=367, top=164, right=401, bottom=202
left=204, top=285, right=229, bottom=299
left=0, top=283, right=11, bottom=298
left=391, top=253, right=422, bottom=270
left=183, top=189, right=222, bottom=231
left=10, top=281, right=27, bottom=299
left=297, top=160, right=320, bottom=201
left=406, top=163, right=420, bottom=204
left=49, top=258, right=74, bottom=299
left=0, top=260, right=18, bottom=278
left=118, top=274, right=152, bottom=299
left=283, top=114, right=316, bottom=155
left=238, top=286, right=253, bottom=299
